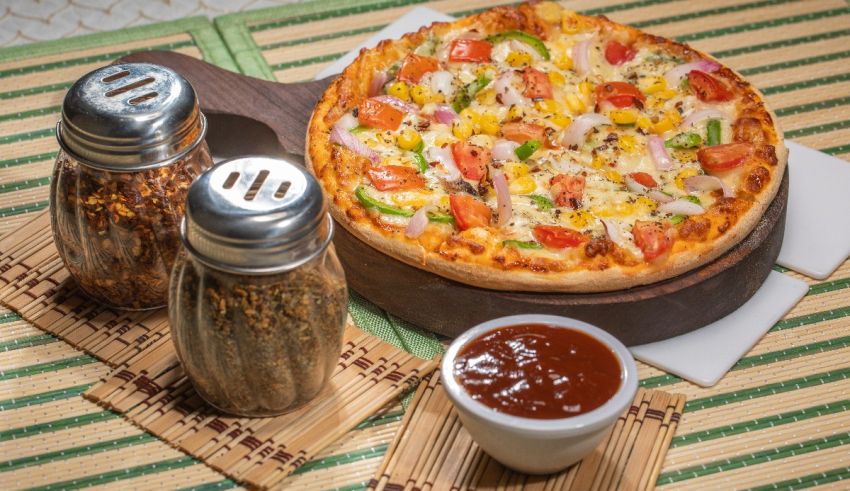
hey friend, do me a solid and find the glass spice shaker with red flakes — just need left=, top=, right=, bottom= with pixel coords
left=50, top=63, right=213, bottom=310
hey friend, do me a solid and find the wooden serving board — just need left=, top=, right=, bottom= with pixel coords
left=118, top=51, right=788, bottom=346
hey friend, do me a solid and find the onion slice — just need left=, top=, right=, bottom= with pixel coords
left=368, top=71, right=388, bottom=97
left=601, top=218, right=624, bottom=246
left=685, top=175, right=733, bottom=198
left=664, top=59, right=720, bottom=88
left=335, top=113, right=358, bottom=132
left=405, top=205, right=435, bottom=239
left=679, top=108, right=724, bottom=130
left=573, top=40, right=591, bottom=76
left=426, top=146, right=460, bottom=180
left=562, top=113, right=611, bottom=147
left=658, top=199, right=705, bottom=216
left=493, top=172, right=513, bottom=227
left=427, top=70, right=456, bottom=99
left=372, top=95, right=419, bottom=114
left=494, top=71, right=528, bottom=107
left=492, top=139, right=520, bottom=161
left=624, top=175, right=648, bottom=194
left=433, top=104, right=459, bottom=124
left=648, top=135, right=674, bottom=170
left=648, top=190, right=675, bottom=203
left=330, top=123, right=379, bottom=164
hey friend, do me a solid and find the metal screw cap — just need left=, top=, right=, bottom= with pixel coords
left=57, top=62, right=206, bottom=171
left=182, top=156, right=333, bottom=274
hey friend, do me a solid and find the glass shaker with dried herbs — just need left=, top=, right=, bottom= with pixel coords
left=169, top=156, right=348, bottom=417
left=50, top=63, right=213, bottom=310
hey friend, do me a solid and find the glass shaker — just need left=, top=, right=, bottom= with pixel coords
left=169, top=156, right=348, bottom=417
left=50, top=63, right=213, bottom=310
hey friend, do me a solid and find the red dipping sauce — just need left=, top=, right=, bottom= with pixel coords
left=453, top=324, right=622, bottom=419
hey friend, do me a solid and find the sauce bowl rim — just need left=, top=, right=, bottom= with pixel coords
left=440, top=314, right=639, bottom=436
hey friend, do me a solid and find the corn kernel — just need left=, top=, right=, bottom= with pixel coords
left=506, top=51, right=533, bottom=67
left=453, top=120, right=474, bottom=139
left=652, top=118, right=675, bottom=135
left=548, top=70, right=566, bottom=87
left=565, top=93, right=586, bottom=113
left=638, top=76, right=666, bottom=95
left=507, top=105, right=527, bottom=120
left=561, top=10, right=581, bottom=33
left=535, top=99, right=558, bottom=114
left=504, top=161, right=529, bottom=179
left=410, top=84, right=429, bottom=105
left=569, top=210, right=592, bottom=228
left=509, top=175, right=537, bottom=194
left=618, top=135, right=637, bottom=154
left=610, top=109, right=638, bottom=125
left=636, top=116, right=652, bottom=132
left=475, top=88, right=497, bottom=105
left=675, top=168, right=700, bottom=190
left=537, top=1, right=562, bottom=23
left=387, top=81, right=410, bottom=101
left=439, top=195, right=450, bottom=208
left=646, top=96, right=666, bottom=111
left=672, top=148, right=697, bottom=163
left=665, top=109, right=682, bottom=126
left=591, top=154, right=605, bottom=169
left=579, top=81, right=593, bottom=101
left=551, top=113, right=572, bottom=128
left=434, top=134, right=456, bottom=147
left=636, top=195, right=657, bottom=212
left=397, top=128, right=422, bottom=150
left=459, top=108, right=481, bottom=125
left=605, top=170, right=623, bottom=183
left=554, top=54, right=573, bottom=71
left=478, top=112, right=500, bottom=135
left=656, top=89, right=678, bottom=100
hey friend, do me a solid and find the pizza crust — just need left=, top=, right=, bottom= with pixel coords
left=306, top=4, right=787, bottom=293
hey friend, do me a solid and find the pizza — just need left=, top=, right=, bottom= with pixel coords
left=306, top=2, right=786, bottom=293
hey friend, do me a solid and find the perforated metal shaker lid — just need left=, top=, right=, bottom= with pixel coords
left=57, top=62, right=206, bottom=171
left=181, top=156, right=333, bottom=274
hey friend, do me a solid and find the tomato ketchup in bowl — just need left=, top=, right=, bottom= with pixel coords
left=441, top=315, right=638, bottom=474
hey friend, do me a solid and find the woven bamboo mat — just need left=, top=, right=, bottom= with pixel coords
left=369, top=371, right=685, bottom=491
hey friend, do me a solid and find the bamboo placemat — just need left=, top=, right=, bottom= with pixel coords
left=370, top=371, right=685, bottom=491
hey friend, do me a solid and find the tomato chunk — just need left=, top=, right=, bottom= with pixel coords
left=358, top=98, right=403, bottom=131
left=450, top=194, right=492, bottom=230
left=521, top=67, right=553, bottom=99
left=633, top=220, right=673, bottom=262
left=367, top=165, right=425, bottom=191
left=687, top=70, right=732, bottom=102
left=698, top=143, right=753, bottom=173
left=397, top=54, right=439, bottom=84
left=604, top=41, right=636, bottom=65
left=451, top=142, right=491, bottom=181
left=448, top=39, right=493, bottom=63
left=501, top=122, right=546, bottom=144
left=550, top=174, right=585, bottom=208
left=533, top=225, right=585, bottom=249
left=628, top=172, right=658, bottom=188
left=595, top=81, right=646, bottom=108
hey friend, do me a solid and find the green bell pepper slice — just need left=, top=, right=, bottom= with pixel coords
left=452, top=74, right=491, bottom=113
left=665, top=132, right=702, bottom=149
left=706, top=119, right=721, bottom=146
left=355, top=186, right=414, bottom=217
left=503, top=240, right=543, bottom=250
left=515, top=139, right=541, bottom=160
left=486, top=30, right=550, bottom=60
left=528, top=194, right=554, bottom=211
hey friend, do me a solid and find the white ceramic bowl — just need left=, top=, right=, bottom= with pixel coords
left=440, top=314, right=638, bottom=475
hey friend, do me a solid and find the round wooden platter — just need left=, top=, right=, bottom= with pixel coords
left=119, top=51, right=788, bottom=346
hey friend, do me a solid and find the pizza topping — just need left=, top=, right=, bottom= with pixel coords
left=561, top=113, right=611, bottom=147
left=450, top=193, right=492, bottom=230
left=533, top=225, right=585, bottom=249
left=679, top=108, right=724, bottom=130
left=550, top=174, right=585, bottom=208
left=698, top=143, right=753, bottom=173
left=503, top=239, right=543, bottom=249
left=367, top=165, right=425, bottom=191
left=330, top=120, right=379, bottom=163
left=487, top=30, right=550, bottom=60
left=493, top=71, right=529, bottom=106
left=604, top=41, right=636, bottom=65
left=658, top=198, right=705, bottom=216
left=632, top=221, right=673, bottom=262
left=502, top=121, right=546, bottom=144
left=492, top=139, right=520, bottom=161
left=664, top=59, right=720, bottom=88
left=628, top=172, right=658, bottom=188
left=688, top=70, right=733, bottom=102
left=453, top=74, right=491, bottom=113
left=368, top=71, right=389, bottom=97
left=405, top=204, right=435, bottom=238
left=358, top=98, right=404, bottom=130
left=372, top=94, right=419, bottom=115
left=572, top=40, right=591, bottom=75
left=355, top=186, right=414, bottom=217
left=433, top=104, right=460, bottom=124
left=426, top=146, right=461, bottom=180
left=601, top=218, right=625, bottom=246
left=520, top=67, right=553, bottom=99
left=684, top=175, right=733, bottom=198
left=665, top=132, right=703, bottom=149
left=397, top=53, right=439, bottom=84
left=706, top=119, right=722, bottom=146
left=647, top=135, right=674, bottom=171
left=595, top=82, right=645, bottom=109
left=515, top=139, right=541, bottom=160
left=449, top=39, right=493, bottom=63
left=451, top=141, right=490, bottom=181
left=493, top=172, right=513, bottom=226
left=425, top=70, right=457, bottom=100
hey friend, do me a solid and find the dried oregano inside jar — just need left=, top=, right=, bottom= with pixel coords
left=50, top=63, right=212, bottom=309
left=169, top=156, right=348, bottom=416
